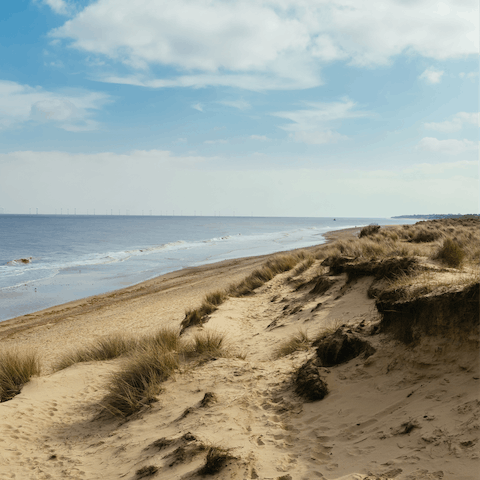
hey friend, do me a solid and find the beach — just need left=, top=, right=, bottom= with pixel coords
left=0, top=222, right=478, bottom=480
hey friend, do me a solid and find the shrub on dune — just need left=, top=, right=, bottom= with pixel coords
left=0, top=349, right=41, bottom=402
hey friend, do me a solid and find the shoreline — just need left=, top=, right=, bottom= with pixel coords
left=0, top=227, right=360, bottom=364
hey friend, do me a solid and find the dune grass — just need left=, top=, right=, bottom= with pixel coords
left=0, top=349, right=41, bottom=402
left=229, top=252, right=305, bottom=297
left=184, top=330, right=227, bottom=359
left=100, top=346, right=180, bottom=417
left=54, top=334, right=138, bottom=371
left=181, top=290, right=228, bottom=332
left=359, top=224, right=381, bottom=238
left=434, top=238, right=466, bottom=268
left=290, top=255, right=315, bottom=277
left=181, top=252, right=308, bottom=332
left=100, top=329, right=227, bottom=417
left=273, top=330, right=310, bottom=359
left=54, top=327, right=182, bottom=372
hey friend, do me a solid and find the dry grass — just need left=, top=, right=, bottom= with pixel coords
left=181, top=290, right=227, bottom=332
left=54, top=334, right=138, bottom=371
left=230, top=252, right=304, bottom=297
left=291, top=256, right=315, bottom=277
left=99, top=329, right=227, bottom=417
left=315, top=219, right=479, bottom=269
left=359, top=224, right=380, bottom=238
left=184, top=330, right=228, bottom=359
left=138, top=327, right=182, bottom=352
left=100, top=346, right=180, bottom=417
left=314, top=320, right=343, bottom=343
left=434, top=238, right=466, bottom=267
left=383, top=268, right=480, bottom=302
left=273, top=330, right=310, bottom=359
left=54, top=327, right=181, bottom=371
left=0, top=349, right=41, bottom=402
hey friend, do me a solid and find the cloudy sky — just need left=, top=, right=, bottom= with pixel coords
left=0, top=0, right=478, bottom=217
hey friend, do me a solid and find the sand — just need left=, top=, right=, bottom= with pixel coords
left=0, top=227, right=478, bottom=480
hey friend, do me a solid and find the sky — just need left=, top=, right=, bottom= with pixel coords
left=0, top=0, right=478, bottom=217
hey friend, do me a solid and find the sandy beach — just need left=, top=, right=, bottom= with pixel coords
left=0, top=223, right=478, bottom=480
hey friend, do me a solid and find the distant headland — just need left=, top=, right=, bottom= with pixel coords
left=392, top=213, right=479, bottom=219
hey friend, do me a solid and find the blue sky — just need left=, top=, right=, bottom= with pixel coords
left=0, top=0, right=478, bottom=217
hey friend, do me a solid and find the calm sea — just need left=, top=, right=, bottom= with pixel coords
left=0, top=215, right=416, bottom=321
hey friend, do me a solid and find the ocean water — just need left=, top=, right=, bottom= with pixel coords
left=0, top=215, right=416, bottom=321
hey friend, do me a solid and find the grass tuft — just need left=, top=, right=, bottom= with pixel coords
left=139, top=327, right=181, bottom=352
left=184, top=330, right=227, bottom=359
left=54, top=334, right=137, bottom=371
left=100, top=346, right=179, bottom=417
left=181, top=290, right=227, bottom=332
left=273, top=330, right=310, bottom=359
left=434, top=238, right=466, bottom=268
left=0, top=349, right=41, bottom=402
left=410, top=229, right=441, bottom=243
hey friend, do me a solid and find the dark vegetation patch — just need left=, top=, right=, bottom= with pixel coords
left=322, top=255, right=418, bottom=282
left=377, top=282, right=479, bottom=344
left=136, top=465, right=158, bottom=478
left=321, top=255, right=356, bottom=275
left=312, top=329, right=376, bottom=367
left=296, top=276, right=337, bottom=296
left=150, top=438, right=175, bottom=450
left=198, top=446, right=236, bottom=475
left=294, top=361, right=329, bottom=401
left=395, top=420, right=420, bottom=435
left=167, top=442, right=208, bottom=467
left=199, top=392, right=217, bottom=408
left=359, top=224, right=381, bottom=238
left=409, top=229, right=441, bottom=243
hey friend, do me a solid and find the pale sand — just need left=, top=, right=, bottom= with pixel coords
left=1, top=227, right=478, bottom=480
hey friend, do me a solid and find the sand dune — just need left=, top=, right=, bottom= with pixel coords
left=1, top=224, right=478, bottom=480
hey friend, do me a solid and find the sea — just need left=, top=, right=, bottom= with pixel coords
left=0, top=215, right=417, bottom=321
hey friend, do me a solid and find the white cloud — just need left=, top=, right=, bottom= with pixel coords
left=204, top=139, right=228, bottom=144
left=219, top=99, right=251, bottom=110
left=459, top=71, right=478, bottom=79
left=0, top=80, right=110, bottom=131
left=424, top=112, right=479, bottom=132
left=419, top=67, right=444, bottom=84
left=50, top=0, right=478, bottom=90
left=417, top=137, right=477, bottom=155
left=39, top=0, right=71, bottom=15
left=191, top=103, right=204, bottom=112
left=289, top=130, right=348, bottom=145
left=273, top=98, right=369, bottom=144
left=250, top=135, right=269, bottom=141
